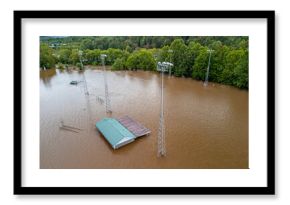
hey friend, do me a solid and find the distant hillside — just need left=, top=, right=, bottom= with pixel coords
left=40, top=36, right=68, bottom=41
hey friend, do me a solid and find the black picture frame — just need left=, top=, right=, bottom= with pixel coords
left=14, top=10, right=275, bottom=195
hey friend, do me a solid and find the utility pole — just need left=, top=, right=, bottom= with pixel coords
left=204, top=49, right=214, bottom=86
left=101, top=54, right=112, bottom=114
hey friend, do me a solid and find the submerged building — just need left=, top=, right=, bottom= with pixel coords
left=96, top=116, right=150, bottom=149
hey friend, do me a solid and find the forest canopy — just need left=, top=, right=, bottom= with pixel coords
left=40, top=36, right=248, bottom=89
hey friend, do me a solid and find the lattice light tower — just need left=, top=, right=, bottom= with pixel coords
left=203, top=49, right=214, bottom=86
left=79, top=50, right=89, bottom=95
left=101, top=54, right=112, bottom=113
left=168, top=49, right=173, bottom=76
left=157, top=61, right=173, bottom=157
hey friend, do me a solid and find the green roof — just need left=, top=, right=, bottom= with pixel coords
left=96, top=118, right=135, bottom=149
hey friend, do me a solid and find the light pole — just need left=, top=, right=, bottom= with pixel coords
left=157, top=61, right=173, bottom=157
left=101, top=54, right=112, bottom=114
left=79, top=50, right=89, bottom=95
left=204, top=49, right=214, bottom=86
left=168, top=49, right=173, bottom=76
left=78, top=50, right=84, bottom=70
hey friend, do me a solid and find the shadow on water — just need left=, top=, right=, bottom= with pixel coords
left=40, top=68, right=57, bottom=87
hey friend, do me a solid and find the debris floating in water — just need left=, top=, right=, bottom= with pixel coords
left=70, top=80, right=83, bottom=85
left=70, top=81, right=78, bottom=85
left=59, top=120, right=83, bottom=133
left=59, top=126, right=79, bottom=133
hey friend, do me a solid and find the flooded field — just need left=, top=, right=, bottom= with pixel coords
left=40, top=67, right=248, bottom=169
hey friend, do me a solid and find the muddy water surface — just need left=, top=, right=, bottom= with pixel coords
left=40, top=67, right=248, bottom=168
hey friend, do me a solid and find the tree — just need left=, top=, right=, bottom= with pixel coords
left=80, top=38, right=94, bottom=50
left=207, top=41, right=229, bottom=83
left=112, top=57, right=127, bottom=70
left=170, top=39, right=188, bottom=76
left=40, top=43, right=56, bottom=69
left=192, top=47, right=208, bottom=80
left=83, top=49, right=101, bottom=65
left=69, top=49, right=80, bottom=65
left=126, top=50, right=155, bottom=71
left=105, top=48, right=124, bottom=65
left=223, top=49, right=248, bottom=88
left=40, top=36, right=249, bottom=89
left=158, top=46, right=170, bottom=62
left=187, top=42, right=203, bottom=77
left=58, top=48, right=71, bottom=64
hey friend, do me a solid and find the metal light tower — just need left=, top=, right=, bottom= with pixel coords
left=101, top=54, right=112, bottom=113
left=79, top=50, right=89, bottom=95
left=168, top=49, right=173, bottom=76
left=78, top=50, right=84, bottom=69
left=157, top=62, right=173, bottom=157
left=78, top=50, right=92, bottom=125
left=204, top=49, right=214, bottom=86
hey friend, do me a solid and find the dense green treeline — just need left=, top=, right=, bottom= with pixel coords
left=40, top=36, right=248, bottom=89
left=40, top=36, right=248, bottom=50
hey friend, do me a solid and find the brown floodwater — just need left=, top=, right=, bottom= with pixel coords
left=40, top=67, right=248, bottom=169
